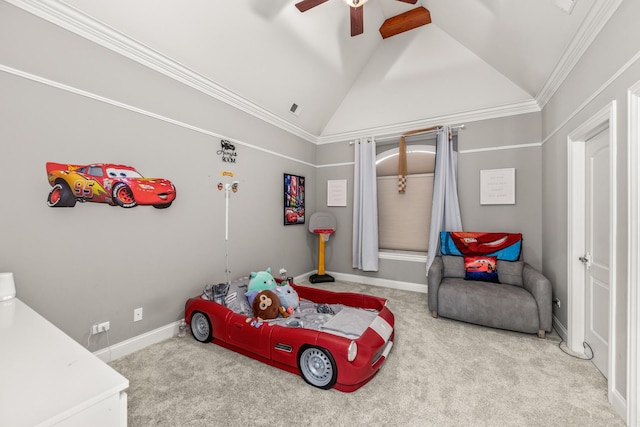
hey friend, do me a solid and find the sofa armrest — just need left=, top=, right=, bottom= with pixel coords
left=427, top=256, right=444, bottom=315
left=522, top=263, right=552, bottom=332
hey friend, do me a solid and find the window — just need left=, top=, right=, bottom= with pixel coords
left=376, top=145, right=435, bottom=253
left=88, top=165, right=103, bottom=177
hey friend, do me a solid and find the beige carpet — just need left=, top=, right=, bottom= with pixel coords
left=109, top=281, right=624, bottom=426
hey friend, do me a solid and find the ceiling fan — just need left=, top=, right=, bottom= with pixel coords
left=295, top=0, right=419, bottom=37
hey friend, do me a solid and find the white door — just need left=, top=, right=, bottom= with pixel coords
left=583, top=129, right=610, bottom=378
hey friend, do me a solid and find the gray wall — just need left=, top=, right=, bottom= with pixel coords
left=457, top=114, right=542, bottom=270
left=541, top=0, right=640, bottom=403
left=0, top=0, right=634, bottom=405
left=315, top=112, right=543, bottom=288
left=0, top=2, right=316, bottom=348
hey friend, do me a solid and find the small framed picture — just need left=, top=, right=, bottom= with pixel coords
left=327, top=179, right=347, bottom=207
left=480, top=168, right=516, bottom=205
left=284, top=173, right=305, bottom=225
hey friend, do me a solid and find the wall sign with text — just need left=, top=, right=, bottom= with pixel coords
left=217, top=139, right=237, bottom=163
left=480, top=168, right=515, bottom=205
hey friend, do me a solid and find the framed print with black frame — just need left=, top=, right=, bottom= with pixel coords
left=284, top=173, right=305, bottom=225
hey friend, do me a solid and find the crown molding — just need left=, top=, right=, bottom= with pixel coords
left=5, top=0, right=318, bottom=144
left=316, top=99, right=541, bottom=144
left=536, top=0, right=624, bottom=108
left=0, top=63, right=318, bottom=169
left=541, top=48, right=640, bottom=145
left=6, top=0, right=544, bottom=146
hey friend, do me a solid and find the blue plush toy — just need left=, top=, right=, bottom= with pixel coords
left=246, top=268, right=277, bottom=304
left=276, top=283, right=300, bottom=316
left=248, top=268, right=277, bottom=292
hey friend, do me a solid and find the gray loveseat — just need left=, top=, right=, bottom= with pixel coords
left=428, top=255, right=552, bottom=338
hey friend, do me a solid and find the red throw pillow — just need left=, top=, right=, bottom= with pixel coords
left=464, top=255, right=499, bottom=283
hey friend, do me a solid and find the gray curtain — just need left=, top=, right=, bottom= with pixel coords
left=426, top=126, right=462, bottom=272
left=352, top=137, right=379, bottom=271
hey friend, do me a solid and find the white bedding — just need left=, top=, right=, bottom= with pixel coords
left=214, top=285, right=381, bottom=339
left=266, top=299, right=379, bottom=339
left=320, top=306, right=378, bottom=338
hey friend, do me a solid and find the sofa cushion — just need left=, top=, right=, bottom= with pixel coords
left=497, top=260, right=524, bottom=287
left=438, top=278, right=540, bottom=334
left=464, top=255, right=499, bottom=283
left=442, top=255, right=465, bottom=278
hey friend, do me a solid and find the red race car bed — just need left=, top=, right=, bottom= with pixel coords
left=184, top=278, right=394, bottom=392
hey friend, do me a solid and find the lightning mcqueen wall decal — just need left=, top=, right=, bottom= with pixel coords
left=46, top=162, right=176, bottom=209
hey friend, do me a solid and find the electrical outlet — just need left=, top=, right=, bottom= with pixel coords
left=91, top=321, right=110, bottom=334
left=134, top=307, right=143, bottom=322
left=279, top=268, right=287, bottom=279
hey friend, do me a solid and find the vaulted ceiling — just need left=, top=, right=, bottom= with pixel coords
left=15, top=0, right=614, bottom=143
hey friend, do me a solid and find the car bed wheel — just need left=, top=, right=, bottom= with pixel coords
left=298, top=346, right=337, bottom=389
left=112, top=182, right=137, bottom=208
left=47, top=182, right=76, bottom=207
left=190, top=312, right=212, bottom=343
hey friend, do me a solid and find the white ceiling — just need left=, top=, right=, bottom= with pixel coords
left=31, top=0, right=610, bottom=141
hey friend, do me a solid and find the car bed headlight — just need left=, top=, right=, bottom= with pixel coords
left=347, top=341, right=358, bottom=362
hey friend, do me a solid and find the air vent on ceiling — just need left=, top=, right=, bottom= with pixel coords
left=289, top=103, right=302, bottom=117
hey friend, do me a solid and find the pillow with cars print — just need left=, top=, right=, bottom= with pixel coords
left=464, top=255, right=499, bottom=283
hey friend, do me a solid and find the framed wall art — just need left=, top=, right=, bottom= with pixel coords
left=284, top=173, right=305, bottom=225
left=327, top=179, right=347, bottom=207
left=480, top=168, right=516, bottom=205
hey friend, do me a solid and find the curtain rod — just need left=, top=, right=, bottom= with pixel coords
left=349, top=124, right=465, bottom=145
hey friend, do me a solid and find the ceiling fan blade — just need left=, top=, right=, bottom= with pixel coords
left=379, top=6, right=431, bottom=39
left=295, top=0, right=329, bottom=13
left=396, top=0, right=418, bottom=3
left=350, top=6, right=364, bottom=37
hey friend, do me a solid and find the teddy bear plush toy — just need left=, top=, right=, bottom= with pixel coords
left=251, top=289, right=280, bottom=320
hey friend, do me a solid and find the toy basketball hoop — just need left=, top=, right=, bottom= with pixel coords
left=314, top=228, right=334, bottom=240
left=309, top=212, right=336, bottom=284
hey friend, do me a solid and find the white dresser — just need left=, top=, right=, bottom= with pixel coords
left=0, top=298, right=129, bottom=427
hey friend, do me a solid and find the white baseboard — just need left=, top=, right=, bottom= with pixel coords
left=94, top=321, right=182, bottom=363
left=298, top=270, right=428, bottom=294
left=552, top=314, right=567, bottom=341
left=610, top=388, right=628, bottom=425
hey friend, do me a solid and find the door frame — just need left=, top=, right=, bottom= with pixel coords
left=627, top=82, right=640, bottom=427
left=566, top=101, right=617, bottom=401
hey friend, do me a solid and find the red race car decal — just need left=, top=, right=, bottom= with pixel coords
left=46, top=162, right=176, bottom=209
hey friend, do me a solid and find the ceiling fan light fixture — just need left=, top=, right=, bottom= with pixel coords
left=343, top=0, right=369, bottom=7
